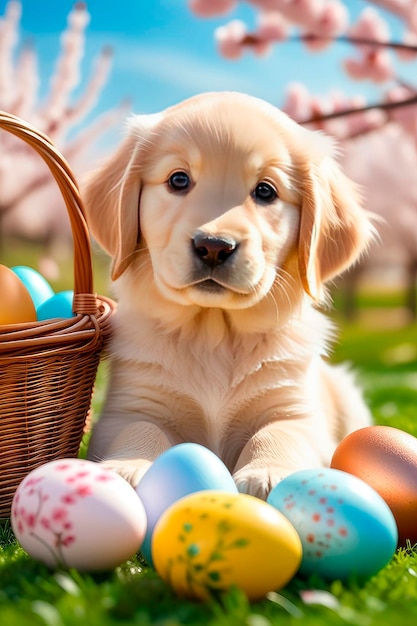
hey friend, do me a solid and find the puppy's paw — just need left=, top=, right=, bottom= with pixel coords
left=233, top=465, right=284, bottom=501
left=99, top=459, right=151, bottom=488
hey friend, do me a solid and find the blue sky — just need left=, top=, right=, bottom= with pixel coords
left=8, top=1, right=416, bottom=134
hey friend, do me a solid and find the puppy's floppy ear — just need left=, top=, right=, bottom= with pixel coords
left=82, top=114, right=161, bottom=280
left=298, top=154, right=374, bottom=301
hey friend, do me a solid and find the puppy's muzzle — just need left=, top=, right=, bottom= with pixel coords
left=192, top=231, right=239, bottom=268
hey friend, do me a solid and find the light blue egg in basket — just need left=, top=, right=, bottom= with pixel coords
left=37, top=290, right=75, bottom=321
left=12, top=265, right=54, bottom=310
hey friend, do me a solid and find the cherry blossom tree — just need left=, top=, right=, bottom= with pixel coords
left=189, top=0, right=417, bottom=320
left=0, top=1, right=128, bottom=267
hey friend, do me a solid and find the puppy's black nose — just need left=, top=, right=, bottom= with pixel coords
left=192, top=232, right=238, bottom=267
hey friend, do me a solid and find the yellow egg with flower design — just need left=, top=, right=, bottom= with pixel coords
left=152, top=490, right=302, bottom=601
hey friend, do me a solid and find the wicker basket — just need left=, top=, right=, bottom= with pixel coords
left=0, top=111, right=116, bottom=519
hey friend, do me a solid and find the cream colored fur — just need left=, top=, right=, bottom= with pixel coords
left=83, top=92, right=373, bottom=499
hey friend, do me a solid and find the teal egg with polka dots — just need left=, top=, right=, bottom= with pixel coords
left=267, top=468, right=398, bottom=581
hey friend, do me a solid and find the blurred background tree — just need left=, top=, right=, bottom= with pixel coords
left=2, top=0, right=417, bottom=321
left=0, top=1, right=128, bottom=277
left=189, top=0, right=417, bottom=322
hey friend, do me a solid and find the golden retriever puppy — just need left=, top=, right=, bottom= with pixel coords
left=83, top=91, right=373, bottom=499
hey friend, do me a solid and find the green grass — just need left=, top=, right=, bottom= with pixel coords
left=1, top=245, right=417, bottom=625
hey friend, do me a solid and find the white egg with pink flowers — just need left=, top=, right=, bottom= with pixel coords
left=11, top=458, right=147, bottom=571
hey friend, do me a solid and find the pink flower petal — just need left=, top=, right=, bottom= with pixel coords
left=189, top=0, right=236, bottom=17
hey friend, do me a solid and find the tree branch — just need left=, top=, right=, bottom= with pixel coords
left=298, top=93, right=417, bottom=125
left=241, top=32, right=417, bottom=53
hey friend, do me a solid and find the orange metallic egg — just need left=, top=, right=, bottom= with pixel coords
left=331, top=425, right=417, bottom=546
left=0, top=264, right=36, bottom=325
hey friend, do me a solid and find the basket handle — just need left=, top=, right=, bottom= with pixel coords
left=0, top=111, right=97, bottom=315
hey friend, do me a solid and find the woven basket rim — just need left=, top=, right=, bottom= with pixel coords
left=0, top=295, right=114, bottom=359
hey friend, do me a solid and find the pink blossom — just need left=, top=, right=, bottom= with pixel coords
left=0, top=2, right=126, bottom=248
left=310, top=94, right=334, bottom=118
left=370, top=0, right=417, bottom=35
left=303, top=1, right=349, bottom=50
left=76, top=484, right=93, bottom=497
left=25, top=513, right=36, bottom=528
left=13, top=40, right=38, bottom=120
left=386, top=86, right=417, bottom=132
left=395, top=30, right=417, bottom=61
left=40, top=517, right=51, bottom=529
left=282, top=82, right=313, bottom=121
left=257, top=11, right=290, bottom=43
left=284, top=85, right=386, bottom=140
left=61, top=535, right=76, bottom=547
left=316, top=92, right=353, bottom=137
left=252, top=39, right=274, bottom=56
left=75, top=470, right=90, bottom=479
left=267, top=0, right=325, bottom=29
left=95, top=473, right=114, bottom=482
left=367, top=49, right=395, bottom=82
left=340, top=122, right=417, bottom=293
left=315, top=1, right=349, bottom=36
left=342, top=7, right=395, bottom=83
left=24, top=476, right=44, bottom=489
left=410, top=2, right=417, bottom=34
left=45, top=3, right=91, bottom=124
left=61, top=494, right=77, bottom=505
left=348, top=7, right=391, bottom=46
left=56, top=463, right=72, bottom=472
left=52, top=507, right=68, bottom=522
left=344, top=49, right=394, bottom=83
left=188, top=0, right=236, bottom=17
left=250, top=0, right=288, bottom=8
left=343, top=98, right=385, bottom=136
left=344, top=56, right=371, bottom=80
left=215, top=20, right=248, bottom=59
left=67, top=469, right=90, bottom=483
left=0, top=0, right=21, bottom=108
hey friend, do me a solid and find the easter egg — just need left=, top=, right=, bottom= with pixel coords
left=37, top=290, right=75, bottom=321
left=136, top=443, right=238, bottom=565
left=267, top=468, right=397, bottom=581
left=0, top=263, right=36, bottom=324
left=11, top=266, right=54, bottom=310
left=152, top=490, right=302, bottom=601
left=12, top=458, right=147, bottom=571
left=331, top=425, right=417, bottom=546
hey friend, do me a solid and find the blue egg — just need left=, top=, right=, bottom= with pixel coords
left=12, top=266, right=54, bottom=310
left=267, top=468, right=398, bottom=582
left=36, top=290, right=75, bottom=321
left=135, top=443, right=238, bottom=565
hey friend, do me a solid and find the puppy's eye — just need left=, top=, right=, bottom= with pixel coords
left=168, top=171, right=191, bottom=192
left=253, top=182, right=278, bottom=204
